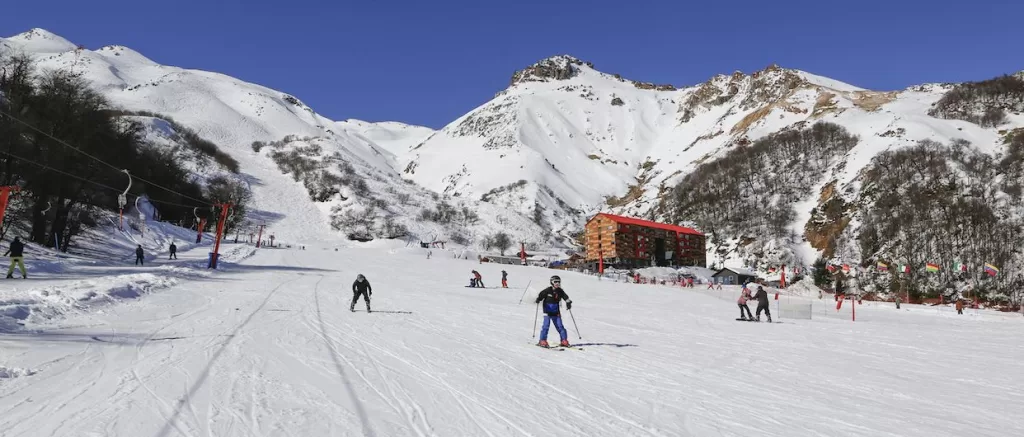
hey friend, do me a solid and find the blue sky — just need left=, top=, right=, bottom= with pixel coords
left=3, top=0, right=1022, bottom=128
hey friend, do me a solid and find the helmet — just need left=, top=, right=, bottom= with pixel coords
left=550, top=275, right=561, bottom=285
left=357, top=274, right=365, bottom=281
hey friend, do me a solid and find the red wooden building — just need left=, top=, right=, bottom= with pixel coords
left=585, top=213, right=706, bottom=268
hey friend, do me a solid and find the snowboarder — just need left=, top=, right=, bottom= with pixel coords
left=169, top=242, right=177, bottom=260
left=535, top=275, right=573, bottom=347
left=351, top=274, right=372, bottom=312
left=472, top=270, right=484, bottom=288
left=4, top=237, right=26, bottom=279
left=501, top=270, right=508, bottom=288
left=753, top=285, right=772, bottom=322
left=135, top=245, right=145, bottom=266
left=737, top=286, right=754, bottom=320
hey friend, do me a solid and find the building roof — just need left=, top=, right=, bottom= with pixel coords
left=712, top=267, right=759, bottom=278
left=591, top=213, right=704, bottom=236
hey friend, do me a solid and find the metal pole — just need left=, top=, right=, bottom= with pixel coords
left=567, top=308, right=582, bottom=339
left=532, top=302, right=539, bottom=338
left=518, top=280, right=532, bottom=304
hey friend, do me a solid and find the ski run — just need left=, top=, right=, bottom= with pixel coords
left=2, top=240, right=1022, bottom=437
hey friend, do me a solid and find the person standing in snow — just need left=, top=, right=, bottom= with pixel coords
left=351, top=274, right=372, bottom=312
left=955, top=298, right=964, bottom=315
left=473, top=270, right=484, bottom=288
left=501, top=270, right=508, bottom=288
left=535, top=275, right=573, bottom=347
left=737, top=286, right=754, bottom=320
left=135, top=245, right=145, bottom=266
left=4, top=237, right=26, bottom=279
left=169, top=242, right=177, bottom=260
left=753, top=285, right=772, bottom=322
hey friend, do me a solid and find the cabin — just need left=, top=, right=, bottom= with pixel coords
left=712, top=268, right=759, bottom=285
left=584, top=213, right=705, bottom=268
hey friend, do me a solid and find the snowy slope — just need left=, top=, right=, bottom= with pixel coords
left=2, top=243, right=1022, bottom=436
left=5, top=28, right=1022, bottom=262
left=400, top=56, right=1024, bottom=267
left=1, top=29, right=540, bottom=248
left=335, top=119, right=434, bottom=157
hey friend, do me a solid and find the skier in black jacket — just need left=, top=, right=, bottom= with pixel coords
left=135, top=245, right=145, bottom=266
left=754, top=285, right=772, bottom=322
left=4, top=237, right=26, bottom=279
left=535, top=275, right=573, bottom=347
left=351, top=274, right=372, bottom=312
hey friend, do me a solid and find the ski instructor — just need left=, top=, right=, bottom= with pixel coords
left=351, top=274, right=372, bottom=312
left=535, top=275, right=573, bottom=348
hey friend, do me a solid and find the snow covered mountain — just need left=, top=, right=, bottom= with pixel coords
left=4, top=28, right=1022, bottom=276
left=398, top=54, right=1024, bottom=272
left=0, top=29, right=550, bottom=248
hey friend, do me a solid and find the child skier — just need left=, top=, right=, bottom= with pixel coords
left=501, top=270, right=508, bottom=288
left=473, top=270, right=484, bottom=288
left=737, top=286, right=754, bottom=320
left=535, top=275, right=573, bottom=347
left=351, top=274, right=372, bottom=312
left=753, top=285, right=772, bottom=322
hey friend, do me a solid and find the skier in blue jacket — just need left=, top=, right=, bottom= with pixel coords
left=535, top=275, right=573, bottom=347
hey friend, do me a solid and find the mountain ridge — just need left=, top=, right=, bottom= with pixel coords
left=4, top=28, right=1023, bottom=282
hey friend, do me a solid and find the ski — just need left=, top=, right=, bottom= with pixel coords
left=532, top=343, right=582, bottom=351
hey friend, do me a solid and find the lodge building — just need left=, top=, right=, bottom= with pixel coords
left=585, top=213, right=706, bottom=268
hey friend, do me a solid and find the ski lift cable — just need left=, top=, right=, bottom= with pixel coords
left=0, top=149, right=211, bottom=210
left=0, top=108, right=213, bottom=206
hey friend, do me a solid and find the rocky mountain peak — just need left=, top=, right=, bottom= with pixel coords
left=510, top=55, right=594, bottom=86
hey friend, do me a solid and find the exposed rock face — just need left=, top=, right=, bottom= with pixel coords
left=510, top=55, right=594, bottom=86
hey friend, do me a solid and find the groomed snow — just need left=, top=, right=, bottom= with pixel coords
left=2, top=244, right=1021, bottom=436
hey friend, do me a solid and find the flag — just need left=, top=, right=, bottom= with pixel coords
left=925, top=263, right=940, bottom=273
left=877, top=261, right=889, bottom=272
left=954, top=262, right=967, bottom=272
left=984, top=263, right=999, bottom=277
left=900, top=264, right=910, bottom=274
left=826, top=264, right=837, bottom=273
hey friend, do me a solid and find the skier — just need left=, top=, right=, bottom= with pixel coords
left=169, top=242, right=177, bottom=260
left=955, top=298, right=964, bottom=315
left=737, top=285, right=754, bottom=320
left=535, top=275, right=573, bottom=347
left=753, top=285, right=772, bottom=322
left=501, top=270, right=508, bottom=288
left=473, top=270, right=484, bottom=288
left=135, top=245, right=145, bottom=266
left=351, top=274, right=372, bottom=312
left=4, top=236, right=26, bottom=279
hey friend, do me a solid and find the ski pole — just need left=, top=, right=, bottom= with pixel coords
left=567, top=308, right=582, bottom=340
left=532, top=302, right=540, bottom=338
left=518, top=280, right=532, bottom=304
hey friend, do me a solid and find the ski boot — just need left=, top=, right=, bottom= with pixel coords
left=349, top=304, right=355, bottom=312
left=560, top=339, right=570, bottom=347
left=767, top=317, right=772, bottom=323
left=537, top=340, right=549, bottom=348
left=756, top=316, right=761, bottom=322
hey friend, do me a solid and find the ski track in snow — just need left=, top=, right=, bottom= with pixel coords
left=1, top=245, right=1023, bottom=436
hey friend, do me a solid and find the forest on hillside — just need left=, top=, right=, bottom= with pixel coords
left=0, top=52, right=249, bottom=252
left=669, top=122, right=859, bottom=267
